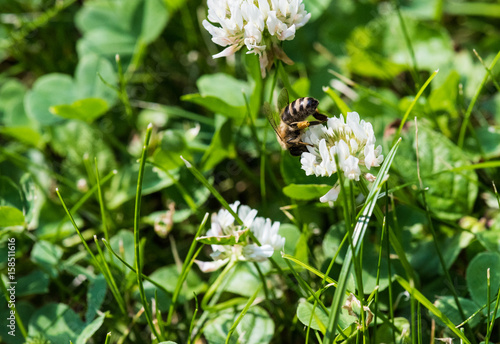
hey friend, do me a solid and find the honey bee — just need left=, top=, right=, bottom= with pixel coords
left=265, top=89, right=328, bottom=156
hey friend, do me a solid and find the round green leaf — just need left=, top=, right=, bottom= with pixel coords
left=282, top=183, right=332, bottom=200
left=394, top=124, right=478, bottom=221
left=0, top=177, right=24, bottom=210
left=74, top=53, right=117, bottom=105
left=25, top=74, right=76, bottom=125
left=376, top=317, right=410, bottom=343
left=476, top=230, right=500, bottom=252
left=28, top=303, right=85, bottom=343
left=134, top=264, right=206, bottom=312
left=75, top=313, right=105, bottom=344
left=76, top=28, right=137, bottom=62
left=296, top=301, right=329, bottom=333
left=204, top=306, right=274, bottom=344
left=0, top=127, right=42, bottom=148
left=17, top=270, right=50, bottom=297
left=50, top=98, right=109, bottom=123
left=223, top=262, right=265, bottom=298
left=30, top=240, right=63, bottom=278
left=85, top=274, right=107, bottom=323
left=272, top=223, right=302, bottom=268
left=0, top=206, right=25, bottom=227
left=432, top=296, right=480, bottom=328
left=466, top=251, right=500, bottom=307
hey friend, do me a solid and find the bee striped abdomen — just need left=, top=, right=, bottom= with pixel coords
left=282, top=97, right=319, bottom=124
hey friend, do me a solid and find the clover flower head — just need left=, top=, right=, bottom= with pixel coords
left=195, top=201, right=285, bottom=272
left=300, top=112, right=384, bottom=203
left=203, top=0, right=311, bottom=76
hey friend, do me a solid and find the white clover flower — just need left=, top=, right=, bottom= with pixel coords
left=300, top=112, right=384, bottom=204
left=203, top=0, right=311, bottom=76
left=195, top=201, right=285, bottom=272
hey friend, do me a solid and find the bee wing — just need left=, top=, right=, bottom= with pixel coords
left=263, top=102, right=283, bottom=139
left=277, top=88, right=290, bottom=111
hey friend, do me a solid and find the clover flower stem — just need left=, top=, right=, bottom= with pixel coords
left=253, top=261, right=271, bottom=300
left=166, top=213, right=209, bottom=332
left=225, top=285, right=262, bottom=344
left=201, top=258, right=238, bottom=310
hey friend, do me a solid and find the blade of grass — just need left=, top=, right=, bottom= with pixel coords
left=94, top=159, right=111, bottom=260
left=56, top=188, right=127, bottom=315
left=92, top=235, right=127, bottom=313
left=372, top=216, right=386, bottom=344
left=473, top=49, right=500, bottom=92
left=393, top=70, right=439, bottom=146
left=485, top=285, right=500, bottom=344
left=323, top=86, right=352, bottom=116
left=101, top=237, right=170, bottom=295
left=282, top=253, right=336, bottom=286
left=277, top=62, right=300, bottom=100
left=395, top=275, right=471, bottom=344
left=323, top=139, right=401, bottom=344
left=444, top=2, right=500, bottom=17
left=485, top=182, right=500, bottom=343
left=104, top=332, right=111, bottom=344
left=56, top=169, right=117, bottom=244
left=328, top=69, right=400, bottom=112
left=133, top=123, right=162, bottom=341
left=283, top=257, right=329, bottom=314
left=187, top=294, right=199, bottom=344
left=393, top=0, right=421, bottom=89
left=115, top=54, right=134, bottom=123
left=458, top=50, right=500, bottom=147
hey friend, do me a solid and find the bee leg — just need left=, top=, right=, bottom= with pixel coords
left=287, top=136, right=313, bottom=147
left=313, top=111, right=328, bottom=122
left=308, top=120, right=324, bottom=126
left=290, top=120, right=310, bottom=130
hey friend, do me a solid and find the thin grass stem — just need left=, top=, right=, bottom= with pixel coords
left=393, top=70, right=438, bottom=146
left=458, top=50, right=500, bottom=147
left=393, top=0, right=421, bottom=89
left=94, top=159, right=111, bottom=261
left=133, top=123, right=162, bottom=340
left=187, top=294, right=199, bottom=344
left=473, top=49, right=500, bottom=92
left=92, top=235, right=127, bottom=313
